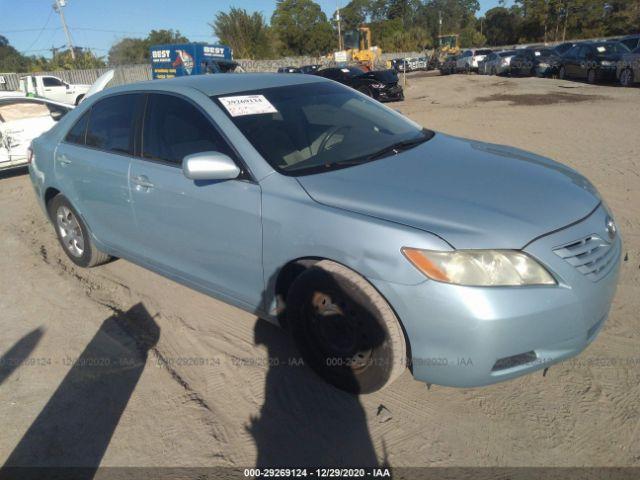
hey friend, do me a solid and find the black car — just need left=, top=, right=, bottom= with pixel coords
left=620, top=34, right=640, bottom=52
left=314, top=66, right=404, bottom=102
left=553, top=42, right=578, bottom=56
left=439, top=55, right=459, bottom=75
left=300, top=64, right=321, bottom=74
left=510, top=48, right=561, bottom=77
left=559, top=41, right=630, bottom=83
left=277, top=66, right=301, bottom=73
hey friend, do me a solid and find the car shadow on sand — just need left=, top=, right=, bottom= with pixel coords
left=0, top=327, right=44, bottom=387
left=247, top=269, right=389, bottom=468
left=0, top=303, right=159, bottom=480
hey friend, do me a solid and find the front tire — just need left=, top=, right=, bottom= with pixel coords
left=587, top=68, right=597, bottom=84
left=286, top=260, right=407, bottom=394
left=620, top=68, right=634, bottom=87
left=48, top=194, right=111, bottom=268
left=559, top=66, right=566, bottom=80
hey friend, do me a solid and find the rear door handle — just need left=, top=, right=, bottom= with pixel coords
left=57, top=154, right=72, bottom=166
left=131, top=175, right=154, bottom=189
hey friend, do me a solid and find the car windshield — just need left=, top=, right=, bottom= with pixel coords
left=346, top=66, right=366, bottom=77
left=367, top=69, right=398, bottom=83
left=213, top=82, right=433, bottom=176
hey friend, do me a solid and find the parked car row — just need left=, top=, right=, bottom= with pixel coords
left=444, top=33, right=640, bottom=87
left=277, top=64, right=404, bottom=102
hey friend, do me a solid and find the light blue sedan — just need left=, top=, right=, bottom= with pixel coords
left=28, top=74, right=621, bottom=393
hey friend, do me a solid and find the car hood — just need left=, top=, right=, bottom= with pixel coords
left=296, top=133, right=600, bottom=249
left=356, top=70, right=398, bottom=84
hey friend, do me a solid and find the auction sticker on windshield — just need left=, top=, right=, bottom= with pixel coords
left=219, top=95, right=278, bottom=117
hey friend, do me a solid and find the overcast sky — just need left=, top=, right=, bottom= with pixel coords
left=0, top=0, right=507, bottom=58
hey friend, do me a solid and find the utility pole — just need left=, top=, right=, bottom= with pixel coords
left=53, top=0, right=75, bottom=60
left=336, top=0, right=343, bottom=51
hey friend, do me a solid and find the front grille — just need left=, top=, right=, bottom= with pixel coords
left=553, top=234, right=617, bottom=282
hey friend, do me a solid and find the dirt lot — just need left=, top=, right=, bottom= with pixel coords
left=0, top=74, right=639, bottom=470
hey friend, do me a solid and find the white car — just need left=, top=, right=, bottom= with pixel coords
left=0, top=97, right=72, bottom=170
left=456, top=48, right=494, bottom=73
left=0, top=70, right=115, bottom=171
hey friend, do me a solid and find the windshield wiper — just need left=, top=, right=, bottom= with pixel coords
left=366, top=130, right=433, bottom=161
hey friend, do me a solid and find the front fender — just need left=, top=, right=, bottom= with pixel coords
left=260, top=173, right=450, bottom=317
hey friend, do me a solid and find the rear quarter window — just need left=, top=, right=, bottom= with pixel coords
left=65, top=110, right=91, bottom=145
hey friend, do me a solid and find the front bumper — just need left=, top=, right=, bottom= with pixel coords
left=375, top=84, right=404, bottom=102
left=372, top=204, right=621, bottom=387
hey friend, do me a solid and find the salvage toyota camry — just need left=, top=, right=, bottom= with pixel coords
left=28, top=74, right=621, bottom=393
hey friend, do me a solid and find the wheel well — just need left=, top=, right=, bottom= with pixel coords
left=44, top=188, right=60, bottom=218
left=273, top=257, right=413, bottom=371
left=75, top=94, right=85, bottom=105
left=274, top=257, right=321, bottom=310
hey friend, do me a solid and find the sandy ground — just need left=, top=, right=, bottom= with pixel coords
left=0, top=74, right=639, bottom=470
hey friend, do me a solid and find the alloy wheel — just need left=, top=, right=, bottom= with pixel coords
left=56, top=205, right=85, bottom=258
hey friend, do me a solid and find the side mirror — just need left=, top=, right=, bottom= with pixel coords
left=182, top=151, right=240, bottom=181
left=65, top=83, right=70, bottom=89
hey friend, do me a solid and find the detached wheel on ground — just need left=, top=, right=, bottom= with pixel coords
left=48, top=194, right=111, bottom=268
left=286, top=260, right=407, bottom=394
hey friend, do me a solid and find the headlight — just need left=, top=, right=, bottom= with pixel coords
left=402, top=248, right=556, bottom=286
left=600, top=60, right=615, bottom=67
left=371, top=83, right=385, bottom=89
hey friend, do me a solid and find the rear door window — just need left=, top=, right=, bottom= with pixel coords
left=142, top=93, right=232, bottom=165
left=85, top=94, right=140, bottom=155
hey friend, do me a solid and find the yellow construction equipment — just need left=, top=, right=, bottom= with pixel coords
left=334, top=26, right=382, bottom=69
left=437, top=34, right=460, bottom=55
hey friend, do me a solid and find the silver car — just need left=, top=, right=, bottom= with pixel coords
left=28, top=74, right=621, bottom=393
left=480, top=51, right=517, bottom=75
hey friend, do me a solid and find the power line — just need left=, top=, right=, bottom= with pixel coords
left=22, top=8, right=55, bottom=53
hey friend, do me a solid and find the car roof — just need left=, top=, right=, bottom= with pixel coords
left=104, top=73, right=328, bottom=97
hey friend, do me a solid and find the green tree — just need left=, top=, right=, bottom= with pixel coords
left=108, top=38, right=148, bottom=65
left=334, top=0, right=370, bottom=31
left=482, top=7, right=520, bottom=45
left=46, top=48, right=106, bottom=70
left=108, top=29, right=189, bottom=65
left=211, top=7, right=273, bottom=59
left=0, top=35, right=32, bottom=72
left=271, top=0, right=335, bottom=56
